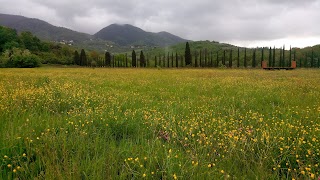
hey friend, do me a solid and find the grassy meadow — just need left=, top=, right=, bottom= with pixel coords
left=0, top=68, right=320, bottom=179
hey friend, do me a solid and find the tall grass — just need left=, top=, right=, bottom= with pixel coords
left=0, top=68, right=319, bottom=179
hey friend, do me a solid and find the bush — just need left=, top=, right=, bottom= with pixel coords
left=2, top=48, right=41, bottom=68
left=91, top=61, right=97, bottom=68
left=10, top=54, right=41, bottom=68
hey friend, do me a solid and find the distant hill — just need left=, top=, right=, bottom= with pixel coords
left=94, top=24, right=187, bottom=47
left=0, top=14, right=188, bottom=50
left=144, top=40, right=237, bottom=57
left=0, top=13, right=92, bottom=43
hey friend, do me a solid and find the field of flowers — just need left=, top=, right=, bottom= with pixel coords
left=0, top=68, right=319, bottom=179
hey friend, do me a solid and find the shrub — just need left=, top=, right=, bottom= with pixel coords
left=91, top=61, right=97, bottom=68
left=10, top=54, right=41, bottom=68
left=2, top=48, right=41, bottom=68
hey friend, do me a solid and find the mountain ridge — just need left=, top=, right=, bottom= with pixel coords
left=0, top=13, right=187, bottom=47
left=0, top=13, right=92, bottom=43
left=94, top=23, right=187, bottom=46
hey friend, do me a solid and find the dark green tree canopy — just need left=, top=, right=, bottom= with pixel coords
left=132, top=50, right=137, bottom=67
left=74, top=50, right=80, bottom=65
left=105, top=51, right=111, bottom=67
left=80, top=49, right=87, bottom=66
left=185, top=42, right=192, bottom=66
left=0, top=26, right=20, bottom=52
left=140, top=51, right=146, bottom=67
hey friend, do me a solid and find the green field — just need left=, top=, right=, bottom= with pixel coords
left=1, top=68, right=319, bottom=179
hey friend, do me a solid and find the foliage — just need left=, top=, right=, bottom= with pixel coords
left=74, top=50, right=80, bottom=65
left=140, top=51, right=146, bottom=67
left=0, top=48, right=40, bottom=68
left=105, top=52, right=111, bottom=67
left=0, top=26, right=20, bottom=52
left=185, top=42, right=192, bottom=66
left=91, top=61, right=97, bottom=68
left=132, top=50, right=136, bottom=67
left=79, top=49, right=87, bottom=66
left=0, top=25, right=80, bottom=67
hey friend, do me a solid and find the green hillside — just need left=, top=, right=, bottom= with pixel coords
left=0, top=13, right=92, bottom=42
left=111, top=41, right=320, bottom=68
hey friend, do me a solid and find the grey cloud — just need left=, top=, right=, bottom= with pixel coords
left=1, top=0, right=320, bottom=46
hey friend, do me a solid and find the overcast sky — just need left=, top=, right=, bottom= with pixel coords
left=1, top=0, right=320, bottom=48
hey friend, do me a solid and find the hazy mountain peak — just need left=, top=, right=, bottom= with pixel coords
left=0, top=13, right=92, bottom=42
left=0, top=13, right=187, bottom=48
left=94, top=24, right=187, bottom=46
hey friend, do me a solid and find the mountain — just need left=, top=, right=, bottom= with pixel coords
left=94, top=24, right=187, bottom=47
left=0, top=13, right=188, bottom=50
left=0, top=13, right=92, bottom=42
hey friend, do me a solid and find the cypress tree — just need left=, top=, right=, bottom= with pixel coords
left=180, top=55, right=184, bottom=67
left=289, top=46, right=292, bottom=64
left=223, top=50, right=226, bottom=65
left=167, top=52, right=170, bottom=68
left=293, top=49, right=296, bottom=62
left=185, top=42, right=192, bottom=66
left=105, top=51, right=111, bottom=67
left=229, top=49, right=232, bottom=68
left=237, top=48, right=240, bottom=68
left=244, top=48, right=247, bottom=68
left=279, top=48, right=282, bottom=67
left=112, top=55, right=115, bottom=67
left=147, top=54, right=150, bottom=67
left=306, top=55, right=309, bottom=68
left=273, top=46, right=276, bottom=67
left=268, top=47, right=272, bottom=67
left=80, top=49, right=87, bottom=66
left=283, top=45, right=285, bottom=67
left=299, top=57, right=302, bottom=68
left=155, top=56, right=157, bottom=67
left=195, top=51, right=198, bottom=67
left=176, top=52, right=179, bottom=68
left=132, top=50, right=136, bottom=67
left=261, top=48, right=264, bottom=67
left=199, top=50, right=202, bottom=67
left=311, top=48, right=314, bottom=68
left=125, top=53, right=128, bottom=67
left=204, top=49, right=208, bottom=67
left=252, top=49, right=256, bottom=68
left=171, top=52, right=174, bottom=67
left=163, top=54, right=165, bottom=67
left=216, top=51, right=219, bottom=67
left=74, top=50, right=80, bottom=65
left=140, top=51, right=145, bottom=67
left=210, top=51, right=213, bottom=67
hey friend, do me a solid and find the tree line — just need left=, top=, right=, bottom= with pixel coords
left=1, top=25, right=319, bottom=69
left=0, top=26, right=81, bottom=67
left=75, top=42, right=320, bottom=68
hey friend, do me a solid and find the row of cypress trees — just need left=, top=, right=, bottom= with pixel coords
left=73, top=43, right=320, bottom=68
left=74, top=49, right=87, bottom=66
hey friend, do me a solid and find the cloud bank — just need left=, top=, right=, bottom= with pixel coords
left=1, top=0, right=320, bottom=47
